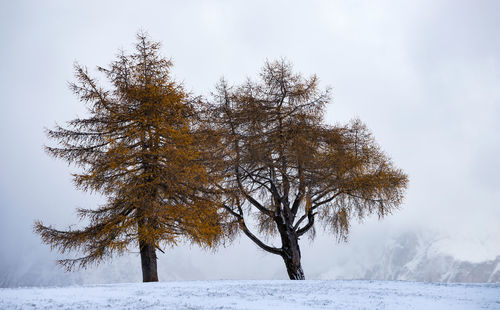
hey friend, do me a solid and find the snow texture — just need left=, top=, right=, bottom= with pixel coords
left=0, top=280, right=498, bottom=309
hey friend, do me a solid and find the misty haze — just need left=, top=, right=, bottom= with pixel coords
left=1, top=1, right=499, bottom=309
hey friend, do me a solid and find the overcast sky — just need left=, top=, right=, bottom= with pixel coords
left=1, top=0, right=499, bottom=285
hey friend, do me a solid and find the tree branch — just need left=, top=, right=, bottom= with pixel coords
left=222, top=203, right=282, bottom=255
left=312, top=191, right=343, bottom=209
left=297, top=211, right=316, bottom=237
left=239, top=219, right=282, bottom=255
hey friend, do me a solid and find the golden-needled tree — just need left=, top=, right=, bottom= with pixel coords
left=35, top=33, right=221, bottom=282
left=210, top=59, right=408, bottom=280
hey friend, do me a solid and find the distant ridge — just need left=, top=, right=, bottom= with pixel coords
left=363, top=232, right=500, bottom=283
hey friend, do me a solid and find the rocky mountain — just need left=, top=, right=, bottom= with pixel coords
left=363, top=232, right=500, bottom=283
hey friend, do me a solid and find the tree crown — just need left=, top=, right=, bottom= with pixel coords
left=212, top=59, right=408, bottom=242
left=36, top=33, right=222, bottom=270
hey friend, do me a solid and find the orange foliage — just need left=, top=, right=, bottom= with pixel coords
left=209, top=59, right=408, bottom=279
left=35, top=33, right=222, bottom=271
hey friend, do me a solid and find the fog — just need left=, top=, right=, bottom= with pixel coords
left=1, top=0, right=499, bottom=286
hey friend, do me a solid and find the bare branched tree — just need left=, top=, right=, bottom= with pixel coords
left=209, top=59, right=408, bottom=280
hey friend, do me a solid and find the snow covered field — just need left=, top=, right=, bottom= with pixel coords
left=0, top=280, right=498, bottom=309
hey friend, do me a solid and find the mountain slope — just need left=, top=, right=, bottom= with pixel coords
left=363, top=232, right=500, bottom=282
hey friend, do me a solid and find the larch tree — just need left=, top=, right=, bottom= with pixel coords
left=209, top=60, right=408, bottom=280
left=35, top=33, right=222, bottom=282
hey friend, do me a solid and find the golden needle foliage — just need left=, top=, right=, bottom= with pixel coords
left=35, top=33, right=222, bottom=271
left=211, top=59, right=408, bottom=248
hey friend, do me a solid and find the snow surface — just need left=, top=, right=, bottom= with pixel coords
left=0, top=280, right=498, bottom=310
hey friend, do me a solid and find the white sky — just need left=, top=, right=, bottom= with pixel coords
left=1, top=0, right=499, bottom=284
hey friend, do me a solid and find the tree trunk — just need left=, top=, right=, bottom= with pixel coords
left=276, top=219, right=305, bottom=280
left=137, top=212, right=159, bottom=282
left=139, top=239, right=158, bottom=282
left=281, top=238, right=305, bottom=280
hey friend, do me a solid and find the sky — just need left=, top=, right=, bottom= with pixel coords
left=1, top=0, right=499, bottom=285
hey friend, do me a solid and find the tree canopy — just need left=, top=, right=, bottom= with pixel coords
left=35, top=33, right=222, bottom=281
left=210, top=59, right=408, bottom=279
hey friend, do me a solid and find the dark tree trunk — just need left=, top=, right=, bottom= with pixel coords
left=280, top=236, right=305, bottom=280
left=139, top=240, right=158, bottom=282
left=137, top=210, right=159, bottom=282
left=276, top=217, right=305, bottom=280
